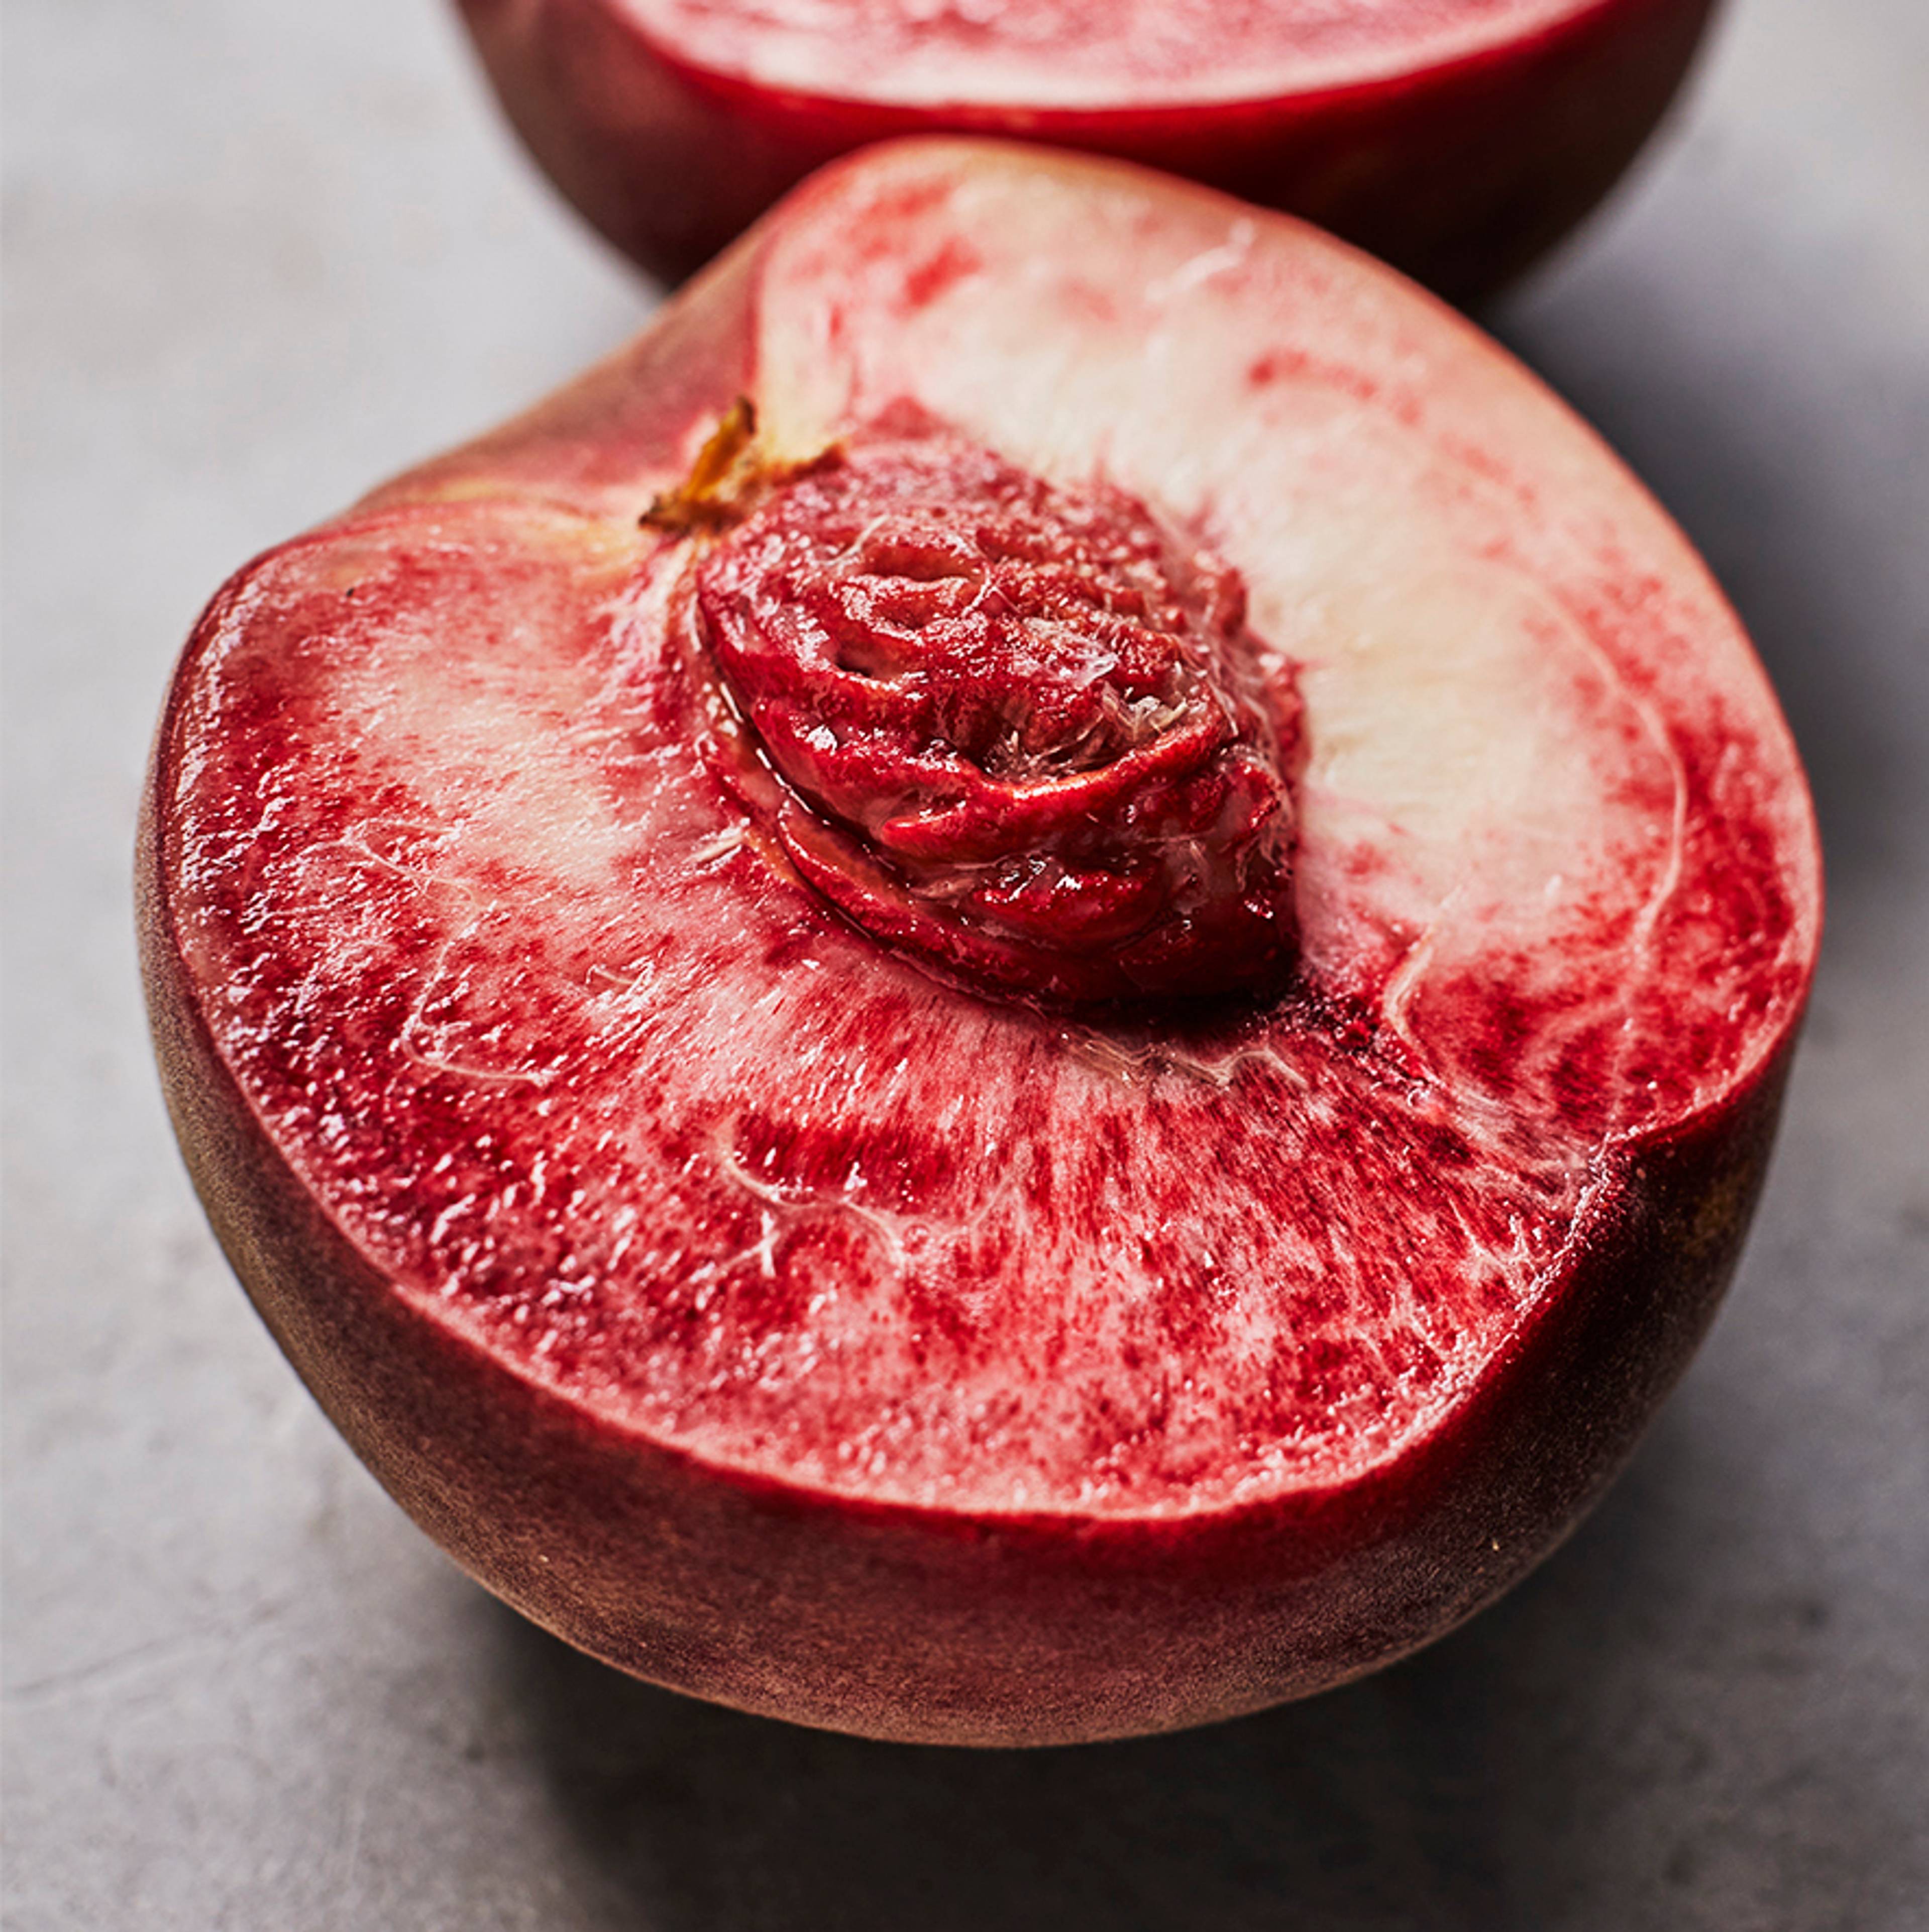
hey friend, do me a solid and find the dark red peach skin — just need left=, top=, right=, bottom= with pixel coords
left=454, top=0, right=1717, bottom=299
left=141, top=146, right=1818, bottom=1746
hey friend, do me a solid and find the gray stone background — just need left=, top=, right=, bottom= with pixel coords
left=4, top=2, right=1925, bottom=1926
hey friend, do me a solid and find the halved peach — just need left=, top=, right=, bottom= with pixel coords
left=143, top=143, right=1817, bottom=1745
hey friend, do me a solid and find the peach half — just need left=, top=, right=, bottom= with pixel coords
left=142, top=143, right=1818, bottom=1745
left=456, top=0, right=1719, bottom=297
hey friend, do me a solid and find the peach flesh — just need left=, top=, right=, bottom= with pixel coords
left=454, top=0, right=1718, bottom=298
left=142, top=142, right=1818, bottom=1745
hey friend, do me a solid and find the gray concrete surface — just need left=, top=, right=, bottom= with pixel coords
left=4, top=2, right=1925, bottom=1926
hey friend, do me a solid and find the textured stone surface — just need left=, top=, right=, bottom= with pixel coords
left=4, top=0, right=1924, bottom=1924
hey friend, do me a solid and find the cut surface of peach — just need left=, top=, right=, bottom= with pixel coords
left=146, top=143, right=1818, bottom=1740
left=622, top=0, right=1613, bottom=107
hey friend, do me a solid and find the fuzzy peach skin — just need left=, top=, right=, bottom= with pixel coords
left=454, top=0, right=1717, bottom=298
left=141, top=143, right=1818, bottom=1746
